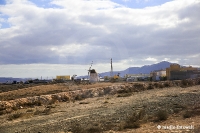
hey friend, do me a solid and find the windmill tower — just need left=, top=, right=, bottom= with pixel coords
left=88, top=61, right=93, bottom=80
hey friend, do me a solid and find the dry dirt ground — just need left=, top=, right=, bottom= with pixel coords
left=0, top=82, right=200, bottom=133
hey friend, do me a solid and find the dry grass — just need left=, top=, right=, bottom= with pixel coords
left=1, top=79, right=199, bottom=101
left=69, top=82, right=115, bottom=90
left=6, top=105, right=54, bottom=121
left=0, top=83, right=200, bottom=133
left=0, top=83, right=116, bottom=101
left=0, top=84, right=69, bottom=101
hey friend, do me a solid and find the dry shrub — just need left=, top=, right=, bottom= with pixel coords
left=70, top=123, right=84, bottom=133
left=147, top=83, right=154, bottom=90
left=103, top=100, right=109, bottom=104
left=124, top=121, right=140, bottom=129
left=11, top=106, right=18, bottom=111
left=33, top=110, right=41, bottom=115
left=163, top=82, right=170, bottom=87
left=183, top=106, right=200, bottom=118
left=0, top=110, right=4, bottom=115
left=34, top=107, right=51, bottom=115
left=86, top=126, right=103, bottom=133
left=26, top=109, right=34, bottom=112
left=138, top=109, right=146, bottom=120
left=103, top=87, right=111, bottom=94
left=158, top=83, right=164, bottom=88
left=117, top=93, right=132, bottom=97
left=79, top=101, right=90, bottom=104
left=183, top=110, right=192, bottom=118
left=123, top=109, right=146, bottom=129
left=117, top=89, right=129, bottom=94
left=180, top=79, right=194, bottom=87
left=153, top=83, right=159, bottom=88
left=62, top=95, right=70, bottom=102
left=173, top=104, right=187, bottom=109
left=70, top=121, right=103, bottom=133
left=173, top=108, right=181, bottom=114
left=7, top=112, right=23, bottom=121
left=42, top=107, right=51, bottom=115
left=155, top=110, right=168, bottom=121
left=173, top=104, right=187, bottom=114
left=134, top=83, right=145, bottom=90
left=74, top=94, right=85, bottom=101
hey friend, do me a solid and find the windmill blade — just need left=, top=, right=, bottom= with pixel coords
left=89, top=61, right=93, bottom=70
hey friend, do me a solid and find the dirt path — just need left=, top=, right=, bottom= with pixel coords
left=0, top=85, right=200, bottom=133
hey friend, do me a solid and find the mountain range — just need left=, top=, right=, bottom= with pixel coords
left=79, top=61, right=172, bottom=78
left=99, top=61, right=172, bottom=77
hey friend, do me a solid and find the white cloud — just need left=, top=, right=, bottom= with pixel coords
left=0, top=0, right=200, bottom=77
left=145, top=57, right=157, bottom=62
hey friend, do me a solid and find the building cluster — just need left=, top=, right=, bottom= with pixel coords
left=150, top=64, right=200, bottom=81
left=55, top=63, right=200, bottom=83
left=56, top=69, right=99, bottom=83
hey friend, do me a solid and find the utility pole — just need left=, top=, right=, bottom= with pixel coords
left=110, top=58, right=113, bottom=77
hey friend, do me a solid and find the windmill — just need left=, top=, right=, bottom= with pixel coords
left=88, top=61, right=93, bottom=80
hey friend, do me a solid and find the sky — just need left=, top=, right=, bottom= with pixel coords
left=0, top=0, right=200, bottom=78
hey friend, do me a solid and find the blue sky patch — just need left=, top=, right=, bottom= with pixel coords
left=30, top=0, right=62, bottom=8
left=0, top=14, right=10, bottom=29
left=111, top=0, right=173, bottom=8
left=0, top=0, right=6, bottom=5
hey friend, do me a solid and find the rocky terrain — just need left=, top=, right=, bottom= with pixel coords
left=0, top=79, right=200, bottom=133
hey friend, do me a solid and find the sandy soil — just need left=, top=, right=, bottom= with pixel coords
left=0, top=83, right=200, bottom=133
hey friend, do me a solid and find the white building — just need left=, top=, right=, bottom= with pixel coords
left=151, top=69, right=166, bottom=81
left=126, top=74, right=150, bottom=81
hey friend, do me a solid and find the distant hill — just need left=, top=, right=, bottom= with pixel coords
left=79, top=61, right=172, bottom=78
left=0, top=77, right=26, bottom=83
left=100, top=61, right=171, bottom=77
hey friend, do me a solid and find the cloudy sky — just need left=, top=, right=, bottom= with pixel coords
left=0, top=0, right=200, bottom=78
